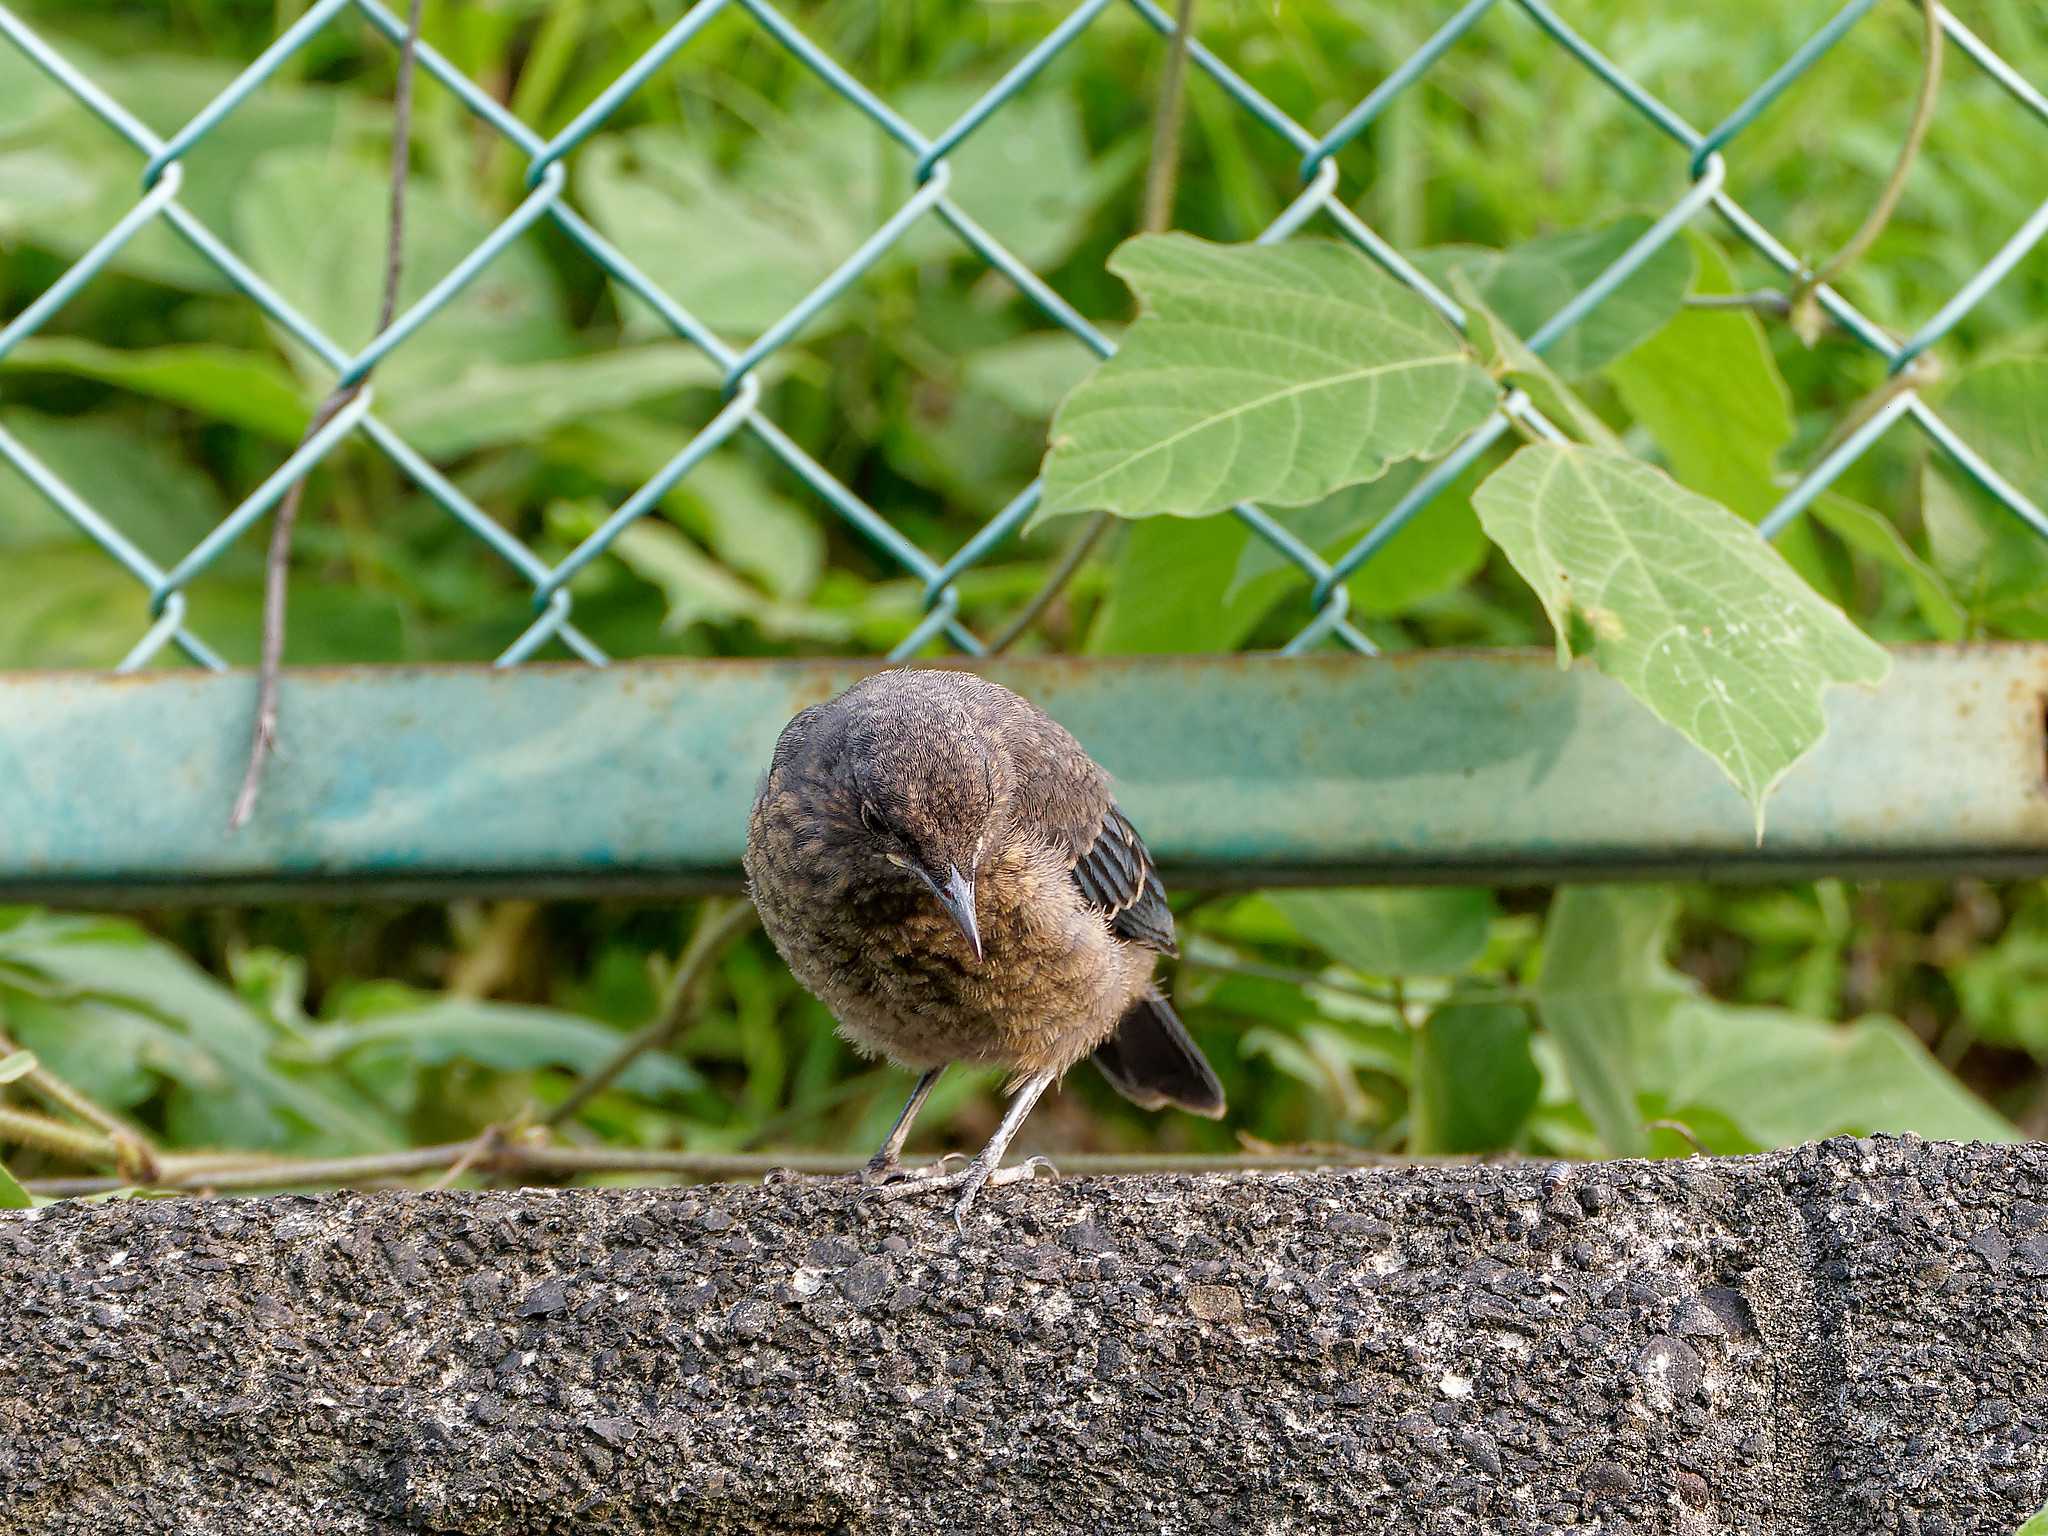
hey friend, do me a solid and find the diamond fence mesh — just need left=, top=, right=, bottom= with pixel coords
left=1, top=0, right=2044, bottom=672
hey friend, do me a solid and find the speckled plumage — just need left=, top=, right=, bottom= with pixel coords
left=744, top=669, right=1221, bottom=1215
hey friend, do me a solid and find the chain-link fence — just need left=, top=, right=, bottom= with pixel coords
left=2, top=0, right=2044, bottom=672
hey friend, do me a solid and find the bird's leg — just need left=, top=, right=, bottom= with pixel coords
left=863, top=1067, right=944, bottom=1183
left=870, top=1068, right=1059, bottom=1226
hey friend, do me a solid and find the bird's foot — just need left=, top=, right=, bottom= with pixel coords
left=860, top=1150, right=968, bottom=1187
left=868, top=1154, right=1058, bottom=1229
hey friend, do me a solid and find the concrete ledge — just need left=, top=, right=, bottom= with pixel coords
left=2, top=1137, right=2045, bottom=1534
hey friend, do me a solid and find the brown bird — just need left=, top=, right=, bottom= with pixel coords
left=744, top=668, right=1223, bottom=1223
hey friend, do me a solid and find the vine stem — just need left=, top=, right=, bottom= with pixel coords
left=229, top=0, right=427, bottom=831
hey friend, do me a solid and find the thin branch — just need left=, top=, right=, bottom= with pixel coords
left=990, top=0, right=1198, bottom=657
left=1682, top=290, right=1792, bottom=316
left=26, top=1144, right=1496, bottom=1198
left=1140, top=0, right=1199, bottom=237
left=1787, top=0, right=1942, bottom=343
left=544, top=899, right=758, bottom=1128
left=0, top=1025, right=159, bottom=1181
left=229, top=0, right=427, bottom=832
left=985, top=512, right=1111, bottom=654
left=0, top=1104, right=115, bottom=1168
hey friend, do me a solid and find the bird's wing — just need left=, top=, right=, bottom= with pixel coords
left=1069, top=802, right=1177, bottom=956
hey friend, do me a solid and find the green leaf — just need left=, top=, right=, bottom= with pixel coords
left=2017, top=1502, right=2048, bottom=1536
left=0, top=912, right=396, bottom=1153
left=0, top=339, right=311, bottom=441
left=963, top=334, right=1106, bottom=421
left=1534, top=887, right=1676, bottom=1156
left=293, top=1000, right=699, bottom=1097
left=0, top=149, right=94, bottom=232
left=544, top=422, right=823, bottom=601
left=0, top=1156, right=28, bottom=1210
left=1922, top=358, right=2048, bottom=637
left=1039, top=235, right=1499, bottom=520
left=1473, top=444, right=1891, bottom=826
left=1415, top=215, right=1693, bottom=378
left=1535, top=888, right=2011, bottom=1156
left=1810, top=492, right=1964, bottom=641
left=1265, top=888, right=1496, bottom=976
left=1412, top=1002, right=1541, bottom=1154
left=1643, top=1001, right=2014, bottom=1150
left=1607, top=232, right=1793, bottom=521
left=0, top=1048, right=36, bottom=1084
left=594, top=512, right=853, bottom=643
left=1227, top=450, right=1497, bottom=617
left=235, top=147, right=571, bottom=401
left=1086, top=513, right=1287, bottom=653
left=1450, top=272, right=1621, bottom=449
left=384, top=344, right=721, bottom=459
left=9, top=55, right=343, bottom=291
left=1920, top=462, right=2048, bottom=637
left=578, top=126, right=870, bottom=338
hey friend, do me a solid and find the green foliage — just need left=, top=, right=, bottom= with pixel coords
left=1533, top=889, right=2012, bottom=1156
left=1473, top=445, right=1891, bottom=826
left=1414, top=216, right=1693, bottom=379
left=0, top=1155, right=29, bottom=1209
left=1, top=0, right=2040, bottom=1186
left=1411, top=1002, right=1540, bottom=1155
left=1264, top=889, right=1495, bottom=977
left=2017, top=1501, right=2048, bottom=1536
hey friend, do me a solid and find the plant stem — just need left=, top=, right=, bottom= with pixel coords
left=544, top=900, right=758, bottom=1128
left=229, top=0, right=427, bottom=831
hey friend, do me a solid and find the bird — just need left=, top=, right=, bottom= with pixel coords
left=743, top=667, right=1224, bottom=1224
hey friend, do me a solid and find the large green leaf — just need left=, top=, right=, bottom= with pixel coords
left=2018, top=1502, right=2048, bottom=1536
left=1534, top=887, right=1676, bottom=1156
left=578, top=128, right=859, bottom=339
left=1535, top=888, right=2011, bottom=1156
left=1085, top=513, right=1287, bottom=653
left=1412, top=1001, right=1541, bottom=1154
left=8, top=54, right=343, bottom=291
left=291, top=1000, right=698, bottom=1097
left=1414, top=215, right=1693, bottom=378
left=1266, top=888, right=1496, bottom=976
left=0, top=1156, right=28, bottom=1210
left=1607, top=232, right=1792, bottom=521
left=1039, top=235, right=1499, bottom=520
left=1473, top=444, right=1890, bottom=826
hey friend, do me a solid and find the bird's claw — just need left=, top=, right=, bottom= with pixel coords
left=867, top=1153, right=1060, bottom=1228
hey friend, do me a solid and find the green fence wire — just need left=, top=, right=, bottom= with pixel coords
left=1, top=0, right=2045, bottom=670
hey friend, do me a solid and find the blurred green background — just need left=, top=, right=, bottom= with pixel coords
left=1, top=0, right=2045, bottom=1189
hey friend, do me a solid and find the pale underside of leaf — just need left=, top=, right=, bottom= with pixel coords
left=1475, top=444, right=1889, bottom=828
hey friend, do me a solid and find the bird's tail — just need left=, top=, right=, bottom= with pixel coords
left=1092, top=991, right=1225, bottom=1118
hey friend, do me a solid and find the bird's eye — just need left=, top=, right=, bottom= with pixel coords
left=859, top=801, right=887, bottom=836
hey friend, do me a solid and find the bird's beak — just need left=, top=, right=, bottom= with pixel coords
left=920, top=862, right=982, bottom=962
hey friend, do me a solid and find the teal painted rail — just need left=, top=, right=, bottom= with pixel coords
left=4, top=649, right=2044, bottom=903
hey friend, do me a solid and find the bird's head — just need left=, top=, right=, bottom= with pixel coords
left=839, top=715, right=1004, bottom=963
